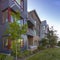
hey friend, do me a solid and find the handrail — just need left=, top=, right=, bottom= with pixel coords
left=27, top=28, right=35, bottom=35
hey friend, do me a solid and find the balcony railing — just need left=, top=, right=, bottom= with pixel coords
left=27, top=15, right=36, bottom=26
left=27, top=18, right=35, bottom=26
left=27, top=28, right=35, bottom=36
left=2, top=0, right=21, bottom=11
left=2, top=0, right=25, bottom=18
left=9, top=0, right=23, bottom=11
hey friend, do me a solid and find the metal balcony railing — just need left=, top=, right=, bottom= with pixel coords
left=2, top=0, right=23, bottom=12
left=27, top=28, right=35, bottom=36
left=27, top=19, right=35, bottom=26
left=9, top=0, right=26, bottom=18
left=9, top=0, right=22, bottom=11
left=1, top=0, right=25, bottom=18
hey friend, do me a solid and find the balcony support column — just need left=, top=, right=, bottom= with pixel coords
left=8, top=7, right=11, bottom=50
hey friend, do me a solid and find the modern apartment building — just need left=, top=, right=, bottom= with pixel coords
left=0, top=0, right=27, bottom=53
left=27, top=10, right=41, bottom=49
left=27, top=16, right=35, bottom=49
left=40, top=20, right=49, bottom=40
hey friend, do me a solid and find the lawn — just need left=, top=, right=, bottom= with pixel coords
left=0, top=54, right=14, bottom=60
left=27, top=48, right=60, bottom=60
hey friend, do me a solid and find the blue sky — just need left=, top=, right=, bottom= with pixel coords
left=28, top=0, right=60, bottom=38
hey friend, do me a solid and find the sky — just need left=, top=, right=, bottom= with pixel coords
left=27, top=0, right=60, bottom=39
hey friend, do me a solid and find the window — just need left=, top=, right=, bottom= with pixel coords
left=2, top=10, right=8, bottom=23
left=20, top=39, right=24, bottom=48
left=5, top=39, right=8, bottom=47
left=2, top=38, right=8, bottom=49
left=43, top=26, right=45, bottom=30
left=2, top=10, right=16, bottom=23
left=10, top=16, right=14, bottom=22
left=35, top=21, right=36, bottom=27
left=34, top=30, right=36, bottom=36
left=20, top=20, right=23, bottom=25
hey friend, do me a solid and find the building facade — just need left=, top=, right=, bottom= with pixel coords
left=0, top=0, right=50, bottom=52
left=0, top=0, right=39, bottom=52
left=0, top=0, right=27, bottom=53
left=40, top=20, right=49, bottom=40
left=27, top=10, right=41, bottom=50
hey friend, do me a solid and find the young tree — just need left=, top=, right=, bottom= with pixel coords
left=47, top=26, right=58, bottom=48
left=4, top=11, right=27, bottom=59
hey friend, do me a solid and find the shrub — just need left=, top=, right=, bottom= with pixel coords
left=0, top=54, right=7, bottom=60
left=38, top=46, right=45, bottom=50
left=17, top=50, right=31, bottom=58
left=17, top=52, right=24, bottom=58
left=32, top=49, right=38, bottom=54
left=23, top=50, right=31, bottom=57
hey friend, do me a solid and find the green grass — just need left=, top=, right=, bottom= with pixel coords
left=27, top=48, right=60, bottom=60
left=0, top=54, right=7, bottom=60
left=0, top=54, right=14, bottom=60
left=5, top=56, right=14, bottom=60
